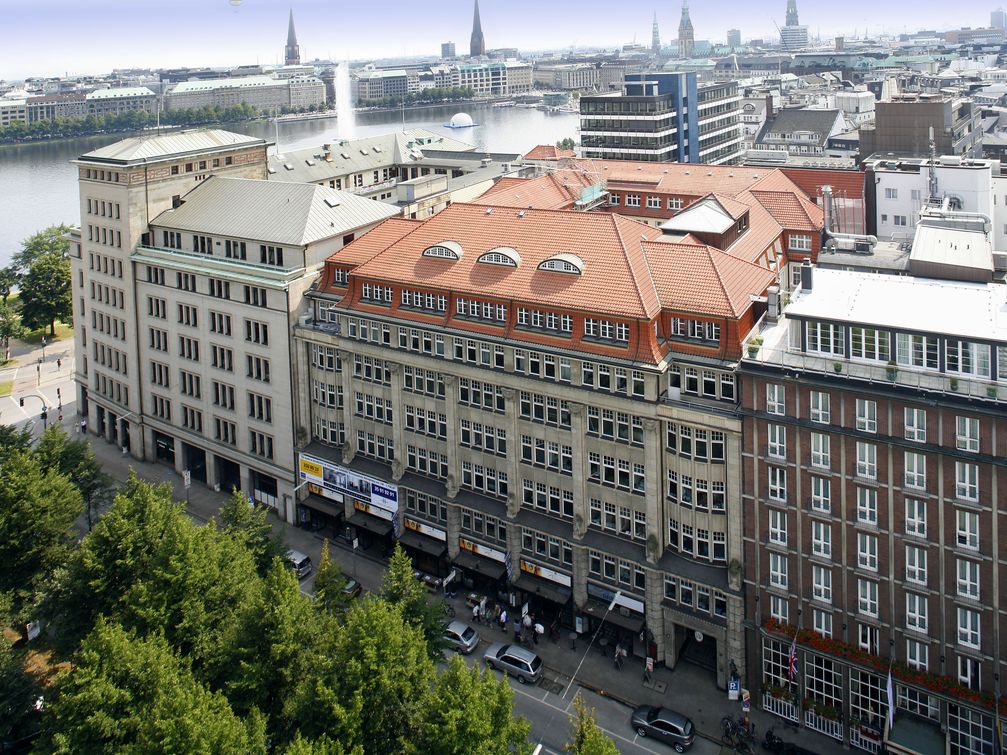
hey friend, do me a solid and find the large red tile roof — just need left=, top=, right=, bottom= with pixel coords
left=643, top=240, right=777, bottom=318
left=345, top=203, right=667, bottom=319
left=474, top=170, right=595, bottom=211
left=749, top=189, right=823, bottom=232
left=524, top=144, right=577, bottom=160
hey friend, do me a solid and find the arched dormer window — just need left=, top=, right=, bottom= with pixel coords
left=538, top=253, right=584, bottom=275
left=478, top=247, right=521, bottom=267
left=422, top=240, right=463, bottom=260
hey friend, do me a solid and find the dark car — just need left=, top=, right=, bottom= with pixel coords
left=443, top=620, right=480, bottom=654
left=341, top=578, right=362, bottom=599
left=631, top=705, right=695, bottom=752
left=483, top=642, right=543, bottom=684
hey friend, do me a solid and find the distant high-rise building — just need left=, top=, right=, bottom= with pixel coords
left=678, top=0, right=694, bottom=58
left=727, top=28, right=741, bottom=48
left=780, top=0, right=808, bottom=49
left=993, top=7, right=1007, bottom=30
left=470, top=0, right=486, bottom=57
left=652, top=12, right=662, bottom=55
left=442, top=41, right=457, bottom=59
left=785, top=0, right=799, bottom=26
left=285, top=8, right=300, bottom=66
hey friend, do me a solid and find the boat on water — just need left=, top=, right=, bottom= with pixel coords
left=492, top=100, right=515, bottom=108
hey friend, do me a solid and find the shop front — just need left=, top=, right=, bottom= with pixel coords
left=512, top=558, right=573, bottom=631
left=580, top=584, right=648, bottom=659
left=298, top=485, right=345, bottom=538
left=397, top=518, right=448, bottom=576
left=347, top=500, right=395, bottom=556
left=453, top=538, right=509, bottom=600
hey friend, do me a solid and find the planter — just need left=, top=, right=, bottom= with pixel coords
left=950, top=378, right=960, bottom=392
left=987, top=386, right=998, bottom=399
left=886, top=361, right=897, bottom=381
left=833, top=362, right=843, bottom=373
left=748, top=346, right=759, bottom=357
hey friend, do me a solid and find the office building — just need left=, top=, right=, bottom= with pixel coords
left=164, top=75, right=325, bottom=112
left=859, top=95, right=981, bottom=160
left=678, top=0, right=694, bottom=58
left=752, top=110, right=847, bottom=158
left=727, top=29, right=742, bottom=49
left=442, top=42, right=457, bottom=59
left=85, top=87, right=157, bottom=117
left=741, top=262, right=1007, bottom=754
left=285, top=9, right=301, bottom=67
left=993, top=7, right=1007, bottom=30
left=470, top=0, right=485, bottom=57
left=69, top=130, right=397, bottom=523
left=780, top=0, right=808, bottom=50
left=533, top=63, right=599, bottom=91
left=579, top=72, right=742, bottom=164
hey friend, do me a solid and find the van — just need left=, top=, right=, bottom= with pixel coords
left=285, top=549, right=312, bottom=579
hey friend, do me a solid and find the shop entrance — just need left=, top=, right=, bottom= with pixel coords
left=181, top=443, right=207, bottom=484
left=676, top=625, right=718, bottom=673
left=215, top=455, right=241, bottom=495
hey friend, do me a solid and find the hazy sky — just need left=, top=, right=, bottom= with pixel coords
left=0, top=0, right=995, bottom=81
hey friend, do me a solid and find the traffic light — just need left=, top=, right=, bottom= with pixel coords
left=18, top=397, right=23, bottom=407
left=40, top=410, right=47, bottom=423
left=56, top=387, right=61, bottom=398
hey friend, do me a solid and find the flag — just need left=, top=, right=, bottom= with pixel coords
left=787, top=635, right=798, bottom=682
left=886, top=670, right=895, bottom=730
left=505, top=551, right=515, bottom=582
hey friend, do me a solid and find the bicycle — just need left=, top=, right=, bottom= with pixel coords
left=442, top=602, right=456, bottom=618
left=721, top=716, right=755, bottom=754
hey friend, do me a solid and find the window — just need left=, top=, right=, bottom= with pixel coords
left=768, top=467, right=787, bottom=502
left=856, top=487, right=877, bottom=525
left=812, top=521, right=831, bottom=558
left=904, top=407, right=926, bottom=442
left=956, top=510, right=979, bottom=550
left=855, top=399, right=877, bottom=433
left=810, top=432, right=830, bottom=469
left=955, top=462, right=979, bottom=502
left=858, top=533, right=877, bottom=571
left=955, top=416, right=979, bottom=453
left=767, top=424, right=786, bottom=459
left=856, top=441, right=876, bottom=480
left=789, top=234, right=812, bottom=252
left=768, top=509, right=787, bottom=545
left=811, top=609, right=832, bottom=638
left=904, top=451, right=926, bottom=490
left=857, top=578, right=878, bottom=617
left=766, top=383, right=784, bottom=414
left=957, top=558, right=980, bottom=600
left=812, top=565, right=831, bottom=603
left=945, top=340, right=991, bottom=377
left=810, top=476, right=830, bottom=512
left=905, top=498, right=926, bottom=537
left=905, top=545, right=927, bottom=584
left=884, top=187, right=898, bottom=199
left=769, top=552, right=788, bottom=590
left=850, top=328, right=889, bottom=362
left=906, top=592, right=928, bottom=633
left=906, top=639, right=928, bottom=671
left=809, top=391, right=830, bottom=423
left=957, top=607, right=980, bottom=649
left=770, top=595, right=788, bottom=623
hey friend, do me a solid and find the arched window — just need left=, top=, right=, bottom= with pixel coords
left=538, top=253, right=584, bottom=275
left=477, top=247, right=521, bottom=267
left=422, top=240, right=463, bottom=260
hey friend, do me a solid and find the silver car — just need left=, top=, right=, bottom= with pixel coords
left=483, top=642, right=543, bottom=684
left=443, top=620, right=480, bottom=654
left=631, top=705, right=695, bottom=752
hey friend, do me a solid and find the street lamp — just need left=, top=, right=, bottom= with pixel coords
left=18, top=395, right=50, bottom=430
left=561, top=591, right=622, bottom=700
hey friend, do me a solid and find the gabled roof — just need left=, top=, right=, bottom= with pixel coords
left=749, top=189, right=823, bottom=231
left=151, top=177, right=399, bottom=246
left=473, top=170, right=597, bottom=211
left=661, top=196, right=738, bottom=234
left=77, top=129, right=266, bottom=164
left=330, top=218, right=422, bottom=266
left=755, top=108, right=844, bottom=148
left=524, top=144, right=577, bottom=160
left=346, top=203, right=665, bottom=319
left=642, top=240, right=776, bottom=318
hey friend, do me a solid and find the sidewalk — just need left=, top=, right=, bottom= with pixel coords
left=83, top=434, right=842, bottom=755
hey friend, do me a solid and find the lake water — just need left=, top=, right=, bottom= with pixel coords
left=0, top=103, right=579, bottom=265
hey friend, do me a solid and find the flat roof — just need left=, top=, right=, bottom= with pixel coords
left=786, top=267, right=1007, bottom=342
left=910, top=223, right=994, bottom=272
left=77, top=128, right=268, bottom=165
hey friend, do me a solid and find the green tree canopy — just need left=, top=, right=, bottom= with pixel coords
left=219, top=488, right=285, bottom=577
left=45, top=619, right=266, bottom=755
left=0, top=424, right=33, bottom=465
left=13, top=224, right=70, bottom=276
left=564, top=695, right=619, bottom=755
left=0, top=267, right=19, bottom=303
left=19, top=251, right=71, bottom=336
left=0, top=594, right=44, bottom=748
left=312, top=539, right=353, bottom=616
left=380, top=544, right=447, bottom=660
left=409, top=654, right=532, bottom=755
left=35, top=426, right=114, bottom=530
left=0, top=450, right=82, bottom=615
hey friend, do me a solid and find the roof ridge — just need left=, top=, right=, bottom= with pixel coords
left=612, top=213, right=661, bottom=320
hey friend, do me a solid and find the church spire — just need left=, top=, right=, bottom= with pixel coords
left=652, top=11, right=662, bottom=55
left=285, top=8, right=300, bottom=66
left=470, top=0, right=486, bottom=57
left=678, top=0, right=694, bottom=58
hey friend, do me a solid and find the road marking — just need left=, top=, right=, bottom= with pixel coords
left=509, top=685, right=664, bottom=755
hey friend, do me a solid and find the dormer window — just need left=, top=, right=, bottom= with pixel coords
left=538, top=253, right=584, bottom=275
left=478, top=247, right=521, bottom=267
left=422, top=240, right=463, bottom=260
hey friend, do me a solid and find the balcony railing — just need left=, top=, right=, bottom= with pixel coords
left=805, top=710, right=843, bottom=741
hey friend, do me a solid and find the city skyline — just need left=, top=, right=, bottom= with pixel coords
left=0, top=0, right=997, bottom=81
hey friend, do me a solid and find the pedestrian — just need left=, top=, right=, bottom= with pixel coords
left=472, top=602, right=481, bottom=625
left=522, top=613, right=532, bottom=633
left=80, top=419, right=87, bottom=434
left=533, top=622, right=544, bottom=645
left=643, top=657, right=654, bottom=683
left=57, top=358, right=61, bottom=370
left=499, top=608, right=508, bottom=632
left=513, top=618, right=522, bottom=643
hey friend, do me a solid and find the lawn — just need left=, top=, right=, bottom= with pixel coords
left=22, top=322, right=73, bottom=344
left=0, top=381, right=12, bottom=397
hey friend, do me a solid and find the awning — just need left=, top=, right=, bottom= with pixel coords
left=398, top=530, right=447, bottom=559
left=347, top=512, right=393, bottom=538
left=453, top=551, right=507, bottom=581
left=300, top=495, right=344, bottom=519
left=583, top=599, right=645, bottom=634
left=513, top=575, right=572, bottom=606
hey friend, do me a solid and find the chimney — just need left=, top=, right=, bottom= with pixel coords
left=821, top=184, right=833, bottom=233
left=800, top=257, right=814, bottom=291
left=767, top=285, right=781, bottom=324
left=765, top=93, right=775, bottom=120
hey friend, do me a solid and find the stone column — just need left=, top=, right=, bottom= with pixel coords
left=388, top=362, right=405, bottom=481
left=338, top=350, right=356, bottom=465
left=443, top=375, right=459, bottom=498
left=569, top=402, right=589, bottom=540
left=446, top=502, right=461, bottom=560
left=506, top=518, right=523, bottom=587
left=644, top=565, right=666, bottom=663
left=501, top=387, right=519, bottom=514
left=642, top=418, right=663, bottom=564
left=572, top=544, right=589, bottom=608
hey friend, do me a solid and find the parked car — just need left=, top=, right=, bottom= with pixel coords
left=341, top=578, right=362, bottom=599
left=631, top=705, right=695, bottom=752
left=443, top=620, right=480, bottom=654
left=483, top=643, right=542, bottom=684
left=284, top=549, right=312, bottom=580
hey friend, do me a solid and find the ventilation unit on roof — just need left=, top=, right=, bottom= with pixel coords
left=341, top=152, right=350, bottom=159
left=485, top=208, right=493, bottom=215
left=324, top=198, right=341, bottom=208
left=360, top=149, right=368, bottom=155
left=283, top=163, right=293, bottom=171
left=373, top=146, right=382, bottom=152
left=517, top=211, right=526, bottom=218
left=305, top=159, right=315, bottom=166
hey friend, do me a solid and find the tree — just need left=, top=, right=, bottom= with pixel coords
left=0, top=594, right=44, bottom=749
left=294, top=599, right=434, bottom=754
left=313, top=539, right=353, bottom=616
left=12, top=224, right=70, bottom=276
left=34, top=426, right=114, bottom=530
left=19, top=251, right=71, bottom=336
left=284, top=733, right=359, bottom=755
left=0, top=300, right=26, bottom=356
left=219, top=488, right=285, bottom=576
left=556, top=137, right=576, bottom=151
left=564, top=695, right=619, bottom=755
left=0, top=450, right=82, bottom=615
left=380, top=544, right=447, bottom=659
left=409, top=655, right=532, bottom=755
left=0, top=423, right=32, bottom=465
left=0, top=266, right=18, bottom=302
left=44, top=619, right=267, bottom=754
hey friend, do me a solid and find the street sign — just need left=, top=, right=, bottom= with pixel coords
left=728, top=678, right=740, bottom=701
left=742, top=688, right=751, bottom=712
left=183, top=470, right=191, bottom=489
